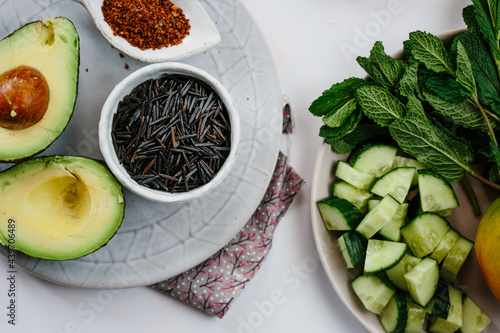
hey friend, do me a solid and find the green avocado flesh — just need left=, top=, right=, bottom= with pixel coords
left=0, top=17, right=79, bottom=162
left=0, top=156, right=125, bottom=260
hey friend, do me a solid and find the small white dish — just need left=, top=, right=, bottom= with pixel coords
left=73, top=0, right=221, bottom=63
left=99, top=62, right=240, bottom=203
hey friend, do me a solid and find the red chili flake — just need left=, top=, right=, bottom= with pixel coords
left=101, top=0, right=191, bottom=50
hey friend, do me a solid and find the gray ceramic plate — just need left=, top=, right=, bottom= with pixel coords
left=0, top=0, right=282, bottom=288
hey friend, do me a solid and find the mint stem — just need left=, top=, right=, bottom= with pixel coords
left=468, top=169, right=500, bottom=191
left=474, top=99, right=498, bottom=146
left=484, top=109, right=500, bottom=124
left=461, top=175, right=481, bottom=216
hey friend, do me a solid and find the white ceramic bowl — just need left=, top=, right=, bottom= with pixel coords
left=99, top=62, right=240, bottom=203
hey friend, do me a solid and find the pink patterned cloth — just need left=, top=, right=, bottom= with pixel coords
left=150, top=105, right=303, bottom=318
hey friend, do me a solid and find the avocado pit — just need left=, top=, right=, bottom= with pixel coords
left=0, top=65, right=50, bottom=130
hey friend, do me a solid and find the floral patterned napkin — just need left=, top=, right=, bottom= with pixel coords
left=150, top=104, right=303, bottom=318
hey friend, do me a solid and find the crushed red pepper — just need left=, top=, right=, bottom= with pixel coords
left=101, top=0, right=191, bottom=50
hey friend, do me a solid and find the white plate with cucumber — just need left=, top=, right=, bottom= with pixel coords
left=311, top=142, right=500, bottom=332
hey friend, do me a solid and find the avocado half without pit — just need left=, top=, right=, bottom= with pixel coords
left=0, top=156, right=125, bottom=260
left=0, top=17, right=79, bottom=162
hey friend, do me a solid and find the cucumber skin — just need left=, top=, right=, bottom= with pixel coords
left=428, top=280, right=451, bottom=319
left=380, top=292, right=408, bottom=333
left=317, top=196, right=364, bottom=231
left=338, top=231, right=367, bottom=268
left=428, top=284, right=463, bottom=333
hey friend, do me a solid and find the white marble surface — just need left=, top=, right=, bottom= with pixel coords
left=0, top=0, right=486, bottom=332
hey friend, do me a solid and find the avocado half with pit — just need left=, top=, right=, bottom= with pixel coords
left=0, top=156, right=125, bottom=260
left=0, top=17, right=79, bottom=162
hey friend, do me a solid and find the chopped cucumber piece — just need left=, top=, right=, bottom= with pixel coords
left=338, top=231, right=367, bottom=269
left=379, top=203, right=408, bottom=241
left=380, top=293, right=408, bottom=333
left=430, top=228, right=460, bottom=264
left=401, top=213, right=450, bottom=258
left=332, top=181, right=373, bottom=213
left=405, top=297, right=427, bottom=333
left=371, top=167, right=416, bottom=203
left=317, top=196, right=363, bottom=231
left=441, top=236, right=474, bottom=282
left=404, top=257, right=439, bottom=307
left=429, top=284, right=463, bottom=333
left=368, top=199, right=408, bottom=241
left=351, top=275, right=396, bottom=314
left=367, top=199, right=380, bottom=211
left=349, top=143, right=398, bottom=177
left=392, top=156, right=425, bottom=187
left=385, top=253, right=422, bottom=292
left=364, top=239, right=407, bottom=274
left=418, top=169, right=459, bottom=213
left=335, top=160, right=375, bottom=190
left=356, top=195, right=400, bottom=239
left=460, top=296, right=491, bottom=333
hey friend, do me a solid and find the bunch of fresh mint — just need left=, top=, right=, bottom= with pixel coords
left=309, top=0, right=500, bottom=191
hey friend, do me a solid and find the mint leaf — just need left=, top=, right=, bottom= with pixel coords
left=389, top=115, right=474, bottom=182
left=409, top=30, right=455, bottom=75
left=455, top=32, right=500, bottom=114
left=309, top=77, right=364, bottom=117
left=356, top=41, right=405, bottom=90
left=458, top=127, right=498, bottom=162
left=472, top=0, right=500, bottom=59
left=324, top=137, right=356, bottom=153
left=403, top=39, right=414, bottom=60
left=423, top=90, right=488, bottom=131
left=455, top=40, right=478, bottom=99
left=322, top=98, right=357, bottom=127
left=343, top=123, right=392, bottom=145
left=419, top=68, right=469, bottom=102
left=397, top=61, right=420, bottom=97
left=463, top=5, right=480, bottom=32
left=406, top=94, right=427, bottom=118
left=326, top=122, right=393, bottom=154
left=319, top=109, right=363, bottom=139
left=356, top=85, right=406, bottom=127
